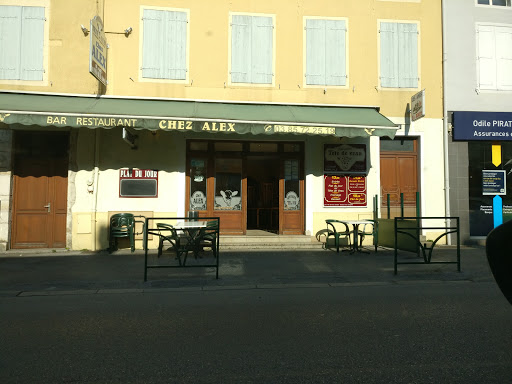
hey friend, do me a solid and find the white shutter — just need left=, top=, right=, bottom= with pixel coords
left=251, top=16, right=273, bottom=84
left=477, top=25, right=497, bottom=90
left=305, top=19, right=326, bottom=85
left=142, top=9, right=187, bottom=80
left=397, top=23, right=418, bottom=88
left=380, top=22, right=398, bottom=88
left=496, top=26, right=512, bottom=90
left=0, top=6, right=22, bottom=80
left=231, top=15, right=251, bottom=83
left=325, top=19, right=346, bottom=86
left=20, top=6, right=45, bottom=81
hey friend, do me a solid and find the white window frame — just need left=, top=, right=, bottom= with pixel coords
left=377, top=19, right=421, bottom=90
left=0, top=0, right=49, bottom=86
left=303, top=16, right=349, bottom=89
left=139, top=6, right=190, bottom=83
left=228, top=12, right=276, bottom=87
left=476, top=23, right=512, bottom=92
left=476, top=0, right=512, bottom=8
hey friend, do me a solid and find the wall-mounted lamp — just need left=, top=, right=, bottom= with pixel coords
left=124, top=27, right=133, bottom=37
left=80, top=24, right=89, bottom=36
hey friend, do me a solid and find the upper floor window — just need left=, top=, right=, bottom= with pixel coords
left=230, top=13, right=274, bottom=85
left=379, top=21, right=419, bottom=89
left=0, top=6, right=45, bottom=81
left=304, top=18, right=347, bottom=87
left=477, top=24, right=512, bottom=91
left=141, top=8, right=188, bottom=81
left=477, top=0, right=511, bottom=6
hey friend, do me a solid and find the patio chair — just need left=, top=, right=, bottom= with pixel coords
left=156, top=223, right=185, bottom=266
left=358, top=220, right=378, bottom=252
left=197, top=219, right=219, bottom=259
left=109, top=213, right=136, bottom=253
left=325, top=219, right=352, bottom=253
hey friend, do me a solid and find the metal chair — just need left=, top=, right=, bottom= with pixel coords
left=156, top=223, right=186, bottom=266
left=197, top=219, right=220, bottom=260
left=109, top=213, right=136, bottom=253
left=325, top=219, right=352, bottom=253
left=358, top=220, right=378, bottom=252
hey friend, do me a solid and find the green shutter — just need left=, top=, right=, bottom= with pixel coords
left=380, top=22, right=398, bottom=88
left=20, top=6, right=45, bottom=81
left=0, top=6, right=22, bottom=80
left=397, top=23, right=418, bottom=88
left=231, top=15, right=251, bottom=83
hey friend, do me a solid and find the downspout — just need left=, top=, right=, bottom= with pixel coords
left=441, top=0, right=452, bottom=244
left=91, top=129, right=100, bottom=251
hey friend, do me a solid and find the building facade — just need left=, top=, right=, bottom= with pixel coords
left=444, top=0, right=512, bottom=244
left=0, top=0, right=445, bottom=251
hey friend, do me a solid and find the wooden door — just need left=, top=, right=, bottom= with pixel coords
left=11, top=132, right=69, bottom=248
left=280, top=157, right=304, bottom=234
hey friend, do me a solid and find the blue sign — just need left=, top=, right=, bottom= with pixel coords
left=453, top=111, right=512, bottom=141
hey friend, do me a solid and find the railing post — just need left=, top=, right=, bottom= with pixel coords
left=387, top=194, right=391, bottom=219
left=400, top=193, right=404, bottom=217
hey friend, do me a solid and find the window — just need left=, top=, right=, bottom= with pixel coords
left=215, top=158, right=242, bottom=210
left=230, top=13, right=274, bottom=85
left=477, top=0, right=511, bottom=6
left=305, top=18, right=347, bottom=86
left=477, top=24, right=512, bottom=91
left=379, top=21, right=419, bottom=88
left=0, top=6, right=45, bottom=81
left=141, top=8, right=188, bottom=80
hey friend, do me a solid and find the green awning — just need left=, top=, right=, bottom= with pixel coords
left=0, top=92, right=398, bottom=138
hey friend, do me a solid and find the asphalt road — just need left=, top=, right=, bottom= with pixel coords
left=1, top=282, right=511, bottom=383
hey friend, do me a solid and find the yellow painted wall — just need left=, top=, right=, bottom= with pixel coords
left=1, top=0, right=443, bottom=119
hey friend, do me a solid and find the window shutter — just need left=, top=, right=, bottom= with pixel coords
left=477, top=25, right=497, bottom=90
left=251, top=16, right=273, bottom=84
left=305, top=19, right=326, bottom=85
left=0, top=6, right=22, bottom=80
left=164, top=11, right=187, bottom=80
left=325, top=19, right=346, bottom=86
left=20, top=6, right=45, bottom=81
left=397, top=23, right=418, bottom=88
left=496, top=26, right=512, bottom=90
left=380, top=22, right=398, bottom=88
left=231, top=15, right=251, bottom=83
left=142, top=9, right=164, bottom=79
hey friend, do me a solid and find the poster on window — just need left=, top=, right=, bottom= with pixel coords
left=324, top=174, right=367, bottom=207
left=324, top=144, right=367, bottom=174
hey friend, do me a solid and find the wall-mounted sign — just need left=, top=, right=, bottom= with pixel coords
left=324, top=144, right=367, bottom=174
left=324, top=174, right=367, bottom=207
left=119, top=168, right=158, bottom=197
left=411, top=89, right=425, bottom=121
left=452, top=111, right=512, bottom=141
left=90, top=16, right=108, bottom=86
left=482, top=170, right=506, bottom=196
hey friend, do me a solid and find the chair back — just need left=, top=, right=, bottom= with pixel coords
left=110, top=213, right=135, bottom=233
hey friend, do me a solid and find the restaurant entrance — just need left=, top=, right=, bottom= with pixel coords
left=186, top=140, right=304, bottom=235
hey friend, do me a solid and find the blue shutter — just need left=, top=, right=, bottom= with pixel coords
left=397, top=23, right=418, bottom=88
left=380, top=22, right=398, bottom=88
left=251, top=16, right=273, bottom=84
left=20, top=6, right=45, bottom=81
left=325, top=19, right=346, bottom=86
left=142, top=9, right=164, bottom=79
left=164, top=11, right=187, bottom=80
left=0, top=6, right=22, bottom=80
left=142, top=9, right=187, bottom=80
left=305, top=19, right=326, bottom=85
left=231, top=15, right=251, bottom=83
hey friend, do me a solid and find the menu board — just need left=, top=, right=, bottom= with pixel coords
left=324, top=174, right=367, bottom=207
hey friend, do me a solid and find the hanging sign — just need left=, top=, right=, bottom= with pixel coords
left=90, top=16, right=108, bottom=86
left=324, top=174, right=367, bottom=207
left=411, top=89, right=425, bottom=121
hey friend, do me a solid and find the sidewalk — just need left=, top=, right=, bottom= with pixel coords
left=0, top=245, right=494, bottom=296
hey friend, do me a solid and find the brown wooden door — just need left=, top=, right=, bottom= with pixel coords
left=11, top=132, right=69, bottom=248
left=280, top=157, right=304, bottom=235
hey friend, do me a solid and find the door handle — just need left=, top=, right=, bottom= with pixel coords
left=44, top=203, right=51, bottom=213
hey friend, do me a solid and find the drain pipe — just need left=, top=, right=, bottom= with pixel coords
left=441, top=0, right=452, bottom=244
left=91, top=129, right=100, bottom=251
